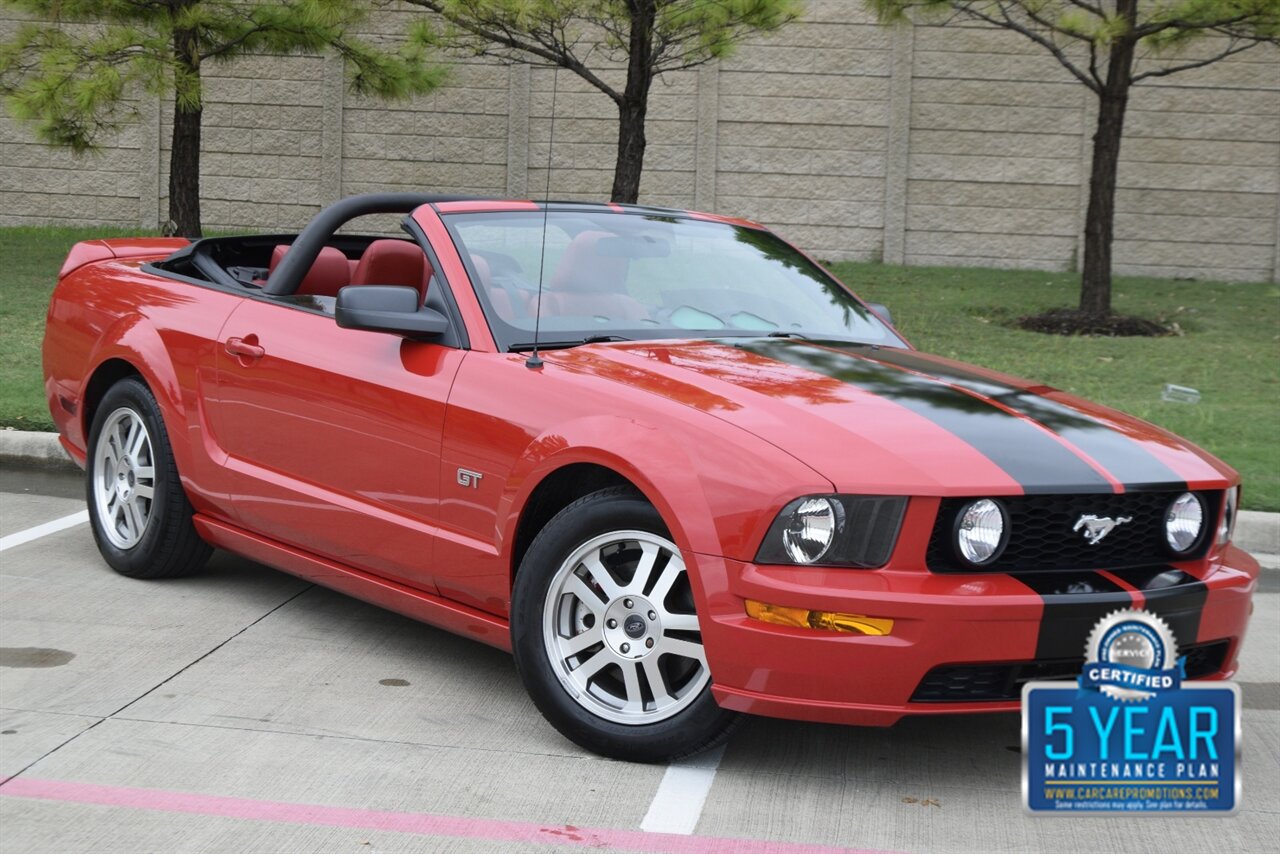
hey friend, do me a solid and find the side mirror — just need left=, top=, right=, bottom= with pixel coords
left=868, top=302, right=893, bottom=326
left=335, top=285, right=448, bottom=339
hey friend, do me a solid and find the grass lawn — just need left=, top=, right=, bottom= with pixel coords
left=2, top=226, right=1276, bottom=509
left=1, top=226, right=162, bottom=430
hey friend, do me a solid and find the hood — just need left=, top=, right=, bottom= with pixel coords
left=548, top=338, right=1234, bottom=496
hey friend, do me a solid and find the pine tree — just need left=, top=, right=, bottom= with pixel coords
left=1, top=0, right=446, bottom=236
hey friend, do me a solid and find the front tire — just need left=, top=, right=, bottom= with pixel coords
left=511, top=487, right=736, bottom=762
left=86, top=377, right=211, bottom=578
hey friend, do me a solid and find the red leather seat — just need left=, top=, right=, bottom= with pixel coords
left=269, top=244, right=351, bottom=297
left=543, top=231, right=648, bottom=321
left=470, top=253, right=528, bottom=322
left=351, top=240, right=430, bottom=303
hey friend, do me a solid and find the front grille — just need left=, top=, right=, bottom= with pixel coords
left=911, top=639, right=1231, bottom=703
left=927, top=491, right=1221, bottom=573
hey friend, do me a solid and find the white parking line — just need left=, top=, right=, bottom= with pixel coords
left=0, top=510, right=89, bottom=552
left=639, top=744, right=726, bottom=835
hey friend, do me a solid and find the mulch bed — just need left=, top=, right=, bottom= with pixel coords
left=1016, top=309, right=1174, bottom=337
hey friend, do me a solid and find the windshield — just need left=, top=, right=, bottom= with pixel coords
left=442, top=210, right=904, bottom=351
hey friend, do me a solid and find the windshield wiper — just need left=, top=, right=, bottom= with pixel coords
left=509, top=334, right=633, bottom=353
left=757, top=332, right=883, bottom=349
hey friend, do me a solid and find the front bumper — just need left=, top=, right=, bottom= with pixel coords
left=696, top=545, right=1258, bottom=726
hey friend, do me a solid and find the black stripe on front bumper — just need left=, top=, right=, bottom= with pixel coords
left=1115, top=567, right=1209, bottom=651
left=1017, top=571, right=1131, bottom=659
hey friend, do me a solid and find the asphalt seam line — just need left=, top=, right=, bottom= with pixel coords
left=0, top=511, right=89, bottom=552
left=0, top=584, right=314, bottom=787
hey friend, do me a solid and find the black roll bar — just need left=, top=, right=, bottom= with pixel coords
left=263, top=193, right=481, bottom=295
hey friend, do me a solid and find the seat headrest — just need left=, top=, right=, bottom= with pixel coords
left=352, top=240, right=427, bottom=294
left=469, top=253, right=492, bottom=288
left=270, top=244, right=351, bottom=297
left=549, top=231, right=630, bottom=293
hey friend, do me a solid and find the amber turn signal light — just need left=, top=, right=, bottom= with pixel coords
left=744, top=599, right=893, bottom=636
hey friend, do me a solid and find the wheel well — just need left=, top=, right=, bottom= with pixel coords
left=82, top=358, right=141, bottom=435
left=511, top=464, right=637, bottom=585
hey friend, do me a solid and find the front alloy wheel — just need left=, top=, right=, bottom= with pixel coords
left=512, top=487, right=736, bottom=762
left=543, top=530, right=710, bottom=725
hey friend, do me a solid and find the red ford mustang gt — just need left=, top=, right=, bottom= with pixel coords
left=43, top=194, right=1257, bottom=761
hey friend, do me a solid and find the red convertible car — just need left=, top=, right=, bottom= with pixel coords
left=43, top=194, right=1257, bottom=761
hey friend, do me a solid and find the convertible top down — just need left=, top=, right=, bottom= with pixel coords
left=43, top=193, right=1258, bottom=761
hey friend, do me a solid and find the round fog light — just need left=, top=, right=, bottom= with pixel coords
left=955, top=499, right=1008, bottom=566
left=1166, top=492, right=1205, bottom=554
left=782, top=497, right=841, bottom=564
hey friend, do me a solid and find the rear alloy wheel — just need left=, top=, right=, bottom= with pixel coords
left=92, top=406, right=156, bottom=550
left=86, top=377, right=211, bottom=578
left=512, top=487, right=736, bottom=762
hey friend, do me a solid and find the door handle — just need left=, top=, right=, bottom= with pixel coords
left=224, top=336, right=265, bottom=361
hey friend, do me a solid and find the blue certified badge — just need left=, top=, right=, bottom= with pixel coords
left=1022, top=609, right=1242, bottom=815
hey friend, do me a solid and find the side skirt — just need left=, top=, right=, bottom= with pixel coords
left=193, top=515, right=512, bottom=652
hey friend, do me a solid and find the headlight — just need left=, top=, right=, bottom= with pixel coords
left=756, top=495, right=907, bottom=567
left=1218, top=486, right=1239, bottom=546
left=781, top=497, right=842, bottom=564
left=1165, top=492, right=1206, bottom=554
left=954, top=498, right=1008, bottom=566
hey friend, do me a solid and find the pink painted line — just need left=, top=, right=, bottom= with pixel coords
left=0, top=777, right=890, bottom=854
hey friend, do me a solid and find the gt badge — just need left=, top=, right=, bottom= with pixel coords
left=1073, top=514, right=1132, bottom=545
left=457, top=468, right=483, bottom=488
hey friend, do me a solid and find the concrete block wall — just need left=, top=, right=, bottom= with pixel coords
left=1, top=3, right=1277, bottom=282
left=164, top=54, right=330, bottom=231
left=0, top=11, right=144, bottom=227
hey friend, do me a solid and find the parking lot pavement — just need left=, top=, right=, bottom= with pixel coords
left=2, top=469, right=1278, bottom=854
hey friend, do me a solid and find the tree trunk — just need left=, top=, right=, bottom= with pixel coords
left=168, top=99, right=203, bottom=238
left=168, top=23, right=203, bottom=238
left=1079, top=5, right=1138, bottom=317
left=611, top=99, right=648, bottom=204
left=610, top=2, right=655, bottom=204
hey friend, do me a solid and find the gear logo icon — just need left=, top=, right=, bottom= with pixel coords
left=1083, top=609, right=1179, bottom=702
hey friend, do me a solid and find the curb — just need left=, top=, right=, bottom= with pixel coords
left=1237, top=510, right=1279, bottom=559
left=0, top=429, right=75, bottom=469
left=2, top=428, right=1278, bottom=560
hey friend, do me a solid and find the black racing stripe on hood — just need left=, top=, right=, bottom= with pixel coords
left=735, top=339, right=1112, bottom=494
left=1114, top=567, right=1209, bottom=651
left=861, top=347, right=1186, bottom=491
left=1015, top=572, right=1133, bottom=660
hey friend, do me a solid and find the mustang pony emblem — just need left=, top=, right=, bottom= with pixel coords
left=1073, top=514, right=1134, bottom=545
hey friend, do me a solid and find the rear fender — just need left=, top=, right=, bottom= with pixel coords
left=81, top=316, right=194, bottom=477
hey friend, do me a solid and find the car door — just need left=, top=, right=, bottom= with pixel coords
left=206, top=296, right=464, bottom=593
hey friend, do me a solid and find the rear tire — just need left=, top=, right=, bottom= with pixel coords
left=85, top=377, right=211, bottom=579
left=511, top=486, right=737, bottom=762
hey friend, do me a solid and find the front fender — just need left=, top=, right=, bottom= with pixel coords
left=498, top=415, right=720, bottom=561
left=497, top=407, right=832, bottom=568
